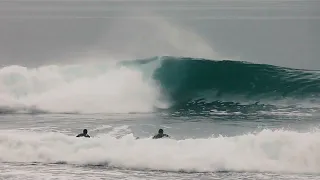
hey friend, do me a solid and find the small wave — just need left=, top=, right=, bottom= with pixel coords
left=1, top=128, right=320, bottom=174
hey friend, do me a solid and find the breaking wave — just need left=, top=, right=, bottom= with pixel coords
left=1, top=128, right=320, bottom=174
left=1, top=56, right=320, bottom=114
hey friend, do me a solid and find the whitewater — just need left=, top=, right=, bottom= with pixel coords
left=1, top=57, right=319, bottom=114
left=0, top=0, right=318, bottom=178
left=1, top=56, right=320, bottom=180
left=2, top=128, right=320, bottom=173
left=0, top=60, right=164, bottom=114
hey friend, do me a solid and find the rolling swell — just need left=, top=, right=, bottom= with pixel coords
left=126, top=57, right=320, bottom=113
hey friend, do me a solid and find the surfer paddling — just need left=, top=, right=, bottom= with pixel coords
left=76, top=129, right=90, bottom=138
left=153, top=129, right=170, bottom=139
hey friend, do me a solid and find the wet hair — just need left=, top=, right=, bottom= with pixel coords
left=158, top=129, right=163, bottom=134
left=83, top=129, right=88, bottom=134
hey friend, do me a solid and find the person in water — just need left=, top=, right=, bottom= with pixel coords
left=76, top=129, right=90, bottom=138
left=153, top=128, right=170, bottom=139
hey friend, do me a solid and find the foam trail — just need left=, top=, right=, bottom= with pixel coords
left=1, top=129, right=320, bottom=174
left=0, top=62, right=165, bottom=113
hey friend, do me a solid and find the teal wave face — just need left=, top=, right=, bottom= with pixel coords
left=153, top=57, right=320, bottom=100
left=123, top=56, right=320, bottom=113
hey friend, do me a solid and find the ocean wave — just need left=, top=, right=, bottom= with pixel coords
left=1, top=128, right=320, bottom=174
left=0, top=56, right=319, bottom=114
left=126, top=56, right=320, bottom=113
left=0, top=63, right=164, bottom=114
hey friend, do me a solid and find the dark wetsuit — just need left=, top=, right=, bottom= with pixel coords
left=152, top=133, right=169, bottom=139
left=76, top=133, right=90, bottom=138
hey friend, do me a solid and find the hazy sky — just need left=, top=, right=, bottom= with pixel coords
left=0, top=0, right=319, bottom=69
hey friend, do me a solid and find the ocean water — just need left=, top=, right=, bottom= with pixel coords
left=1, top=57, right=320, bottom=179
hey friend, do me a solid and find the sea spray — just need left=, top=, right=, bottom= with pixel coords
left=0, top=62, right=164, bottom=113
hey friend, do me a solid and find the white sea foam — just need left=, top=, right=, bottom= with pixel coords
left=0, top=62, right=165, bottom=113
left=0, top=128, right=320, bottom=174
